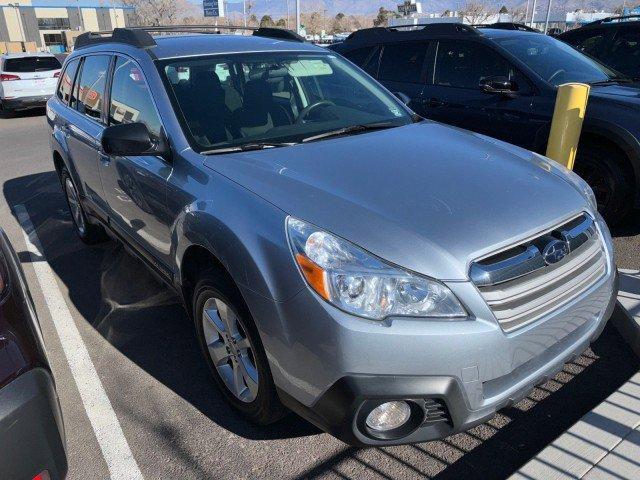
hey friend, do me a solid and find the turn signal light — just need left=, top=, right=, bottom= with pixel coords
left=0, top=73, right=20, bottom=81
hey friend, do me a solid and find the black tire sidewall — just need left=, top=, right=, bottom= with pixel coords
left=575, top=148, right=632, bottom=225
left=193, top=274, right=283, bottom=424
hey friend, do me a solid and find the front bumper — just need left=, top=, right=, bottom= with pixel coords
left=0, top=367, right=67, bottom=479
left=245, top=240, right=618, bottom=445
left=2, top=94, right=52, bottom=110
left=278, top=272, right=617, bottom=446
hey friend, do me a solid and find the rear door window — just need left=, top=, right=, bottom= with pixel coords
left=378, top=42, right=429, bottom=83
left=3, top=56, right=61, bottom=72
left=56, top=58, right=79, bottom=105
left=75, top=55, right=111, bottom=121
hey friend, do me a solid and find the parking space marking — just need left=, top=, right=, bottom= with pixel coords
left=15, top=204, right=144, bottom=480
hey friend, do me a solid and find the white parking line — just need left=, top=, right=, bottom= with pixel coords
left=15, top=204, right=144, bottom=480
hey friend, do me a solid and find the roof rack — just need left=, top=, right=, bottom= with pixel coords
left=587, top=14, right=640, bottom=25
left=74, top=25, right=305, bottom=50
left=476, top=22, right=540, bottom=32
left=345, top=22, right=478, bottom=42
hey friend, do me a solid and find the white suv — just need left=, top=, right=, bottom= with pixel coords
left=0, top=53, right=61, bottom=114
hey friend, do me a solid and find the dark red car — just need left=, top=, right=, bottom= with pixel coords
left=0, top=228, right=67, bottom=480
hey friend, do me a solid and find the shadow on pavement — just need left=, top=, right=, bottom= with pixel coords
left=0, top=106, right=46, bottom=119
left=4, top=171, right=640, bottom=479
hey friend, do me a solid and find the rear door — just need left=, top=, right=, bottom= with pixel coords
left=0, top=55, right=61, bottom=99
left=65, top=54, right=112, bottom=211
left=99, top=55, right=174, bottom=267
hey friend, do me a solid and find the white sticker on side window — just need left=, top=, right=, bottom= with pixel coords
left=286, top=60, right=333, bottom=77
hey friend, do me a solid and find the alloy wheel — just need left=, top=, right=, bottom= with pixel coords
left=65, top=177, right=86, bottom=236
left=202, top=297, right=259, bottom=403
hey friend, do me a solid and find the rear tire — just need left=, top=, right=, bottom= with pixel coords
left=574, top=143, right=633, bottom=226
left=193, top=270, right=286, bottom=425
left=60, top=168, right=108, bottom=244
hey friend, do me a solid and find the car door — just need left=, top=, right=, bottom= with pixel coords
left=375, top=41, right=431, bottom=116
left=421, top=40, right=538, bottom=149
left=99, top=55, right=174, bottom=267
left=65, top=54, right=112, bottom=212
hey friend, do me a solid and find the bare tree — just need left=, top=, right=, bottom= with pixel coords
left=120, top=0, right=197, bottom=26
left=509, top=6, right=527, bottom=23
left=459, top=2, right=494, bottom=25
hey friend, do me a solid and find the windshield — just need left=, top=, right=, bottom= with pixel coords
left=494, top=34, right=622, bottom=86
left=158, top=52, right=412, bottom=152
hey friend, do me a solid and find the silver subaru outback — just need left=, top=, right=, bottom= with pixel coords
left=48, top=27, right=617, bottom=446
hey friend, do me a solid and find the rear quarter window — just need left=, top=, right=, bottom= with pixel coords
left=3, top=56, right=62, bottom=72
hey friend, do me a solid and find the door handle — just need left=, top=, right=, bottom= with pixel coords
left=423, top=98, right=447, bottom=107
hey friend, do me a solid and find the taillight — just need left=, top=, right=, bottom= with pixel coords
left=33, top=471, right=51, bottom=480
left=0, top=73, right=20, bottom=81
left=53, top=71, right=61, bottom=78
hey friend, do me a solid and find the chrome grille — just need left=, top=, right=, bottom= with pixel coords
left=470, top=214, right=606, bottom=332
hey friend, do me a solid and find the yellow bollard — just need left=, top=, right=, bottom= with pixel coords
left=545, top=83, right=590, bottom=170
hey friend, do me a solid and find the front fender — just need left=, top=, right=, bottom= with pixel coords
left=173, top=176, right=304, bottom=303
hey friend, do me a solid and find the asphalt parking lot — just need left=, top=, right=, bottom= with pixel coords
left=1, top=109, right=640, bottom=480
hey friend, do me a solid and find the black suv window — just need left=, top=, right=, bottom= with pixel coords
left=56, top=58, right=79, bottom=105
left=568, top=29, right=609, bottom=58
left=609, top=27, right=640, bottom=77
left=75, top=55, right=110, bottom=121
left=379, top=42, right=429, bottom=83
left=109, top=56, right=162, bottom=139
left=434, top=41, right=514, bottom=89
left=343, top=46, right=380, bottom=76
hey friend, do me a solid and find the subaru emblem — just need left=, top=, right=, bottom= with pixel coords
left=542, top=239, right=570, bottom=265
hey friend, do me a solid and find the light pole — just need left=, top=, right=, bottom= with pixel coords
left=77, top=0, right=85, bottom=31
left=544, top=0, right=552, bottom=34
left=529, top=0, right=537, bottom=28
left=525, top=0, right=530, bottom=25
left=295, top=0, right=300, bottom=35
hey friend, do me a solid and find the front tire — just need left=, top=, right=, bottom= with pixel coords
left=575, top=143, right=633, bottom=225
left=193, top=271, right=285, bottom=424
left=60, top=168, right=108, bottom=244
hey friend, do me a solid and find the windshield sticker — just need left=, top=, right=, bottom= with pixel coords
left=389, top=106, right=403, bottom=117
left=286, top=60, right=333, bottom=77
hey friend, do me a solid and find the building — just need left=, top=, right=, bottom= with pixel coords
left=0, top=1, right=134, bottom=52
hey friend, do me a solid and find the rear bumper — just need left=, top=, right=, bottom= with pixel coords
left=1, top=94, right=52, bottom=110
left=279, top=272, right=618, bottom=446
left=0, top=368, right=67, bottom=480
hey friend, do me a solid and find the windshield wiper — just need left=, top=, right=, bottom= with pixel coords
left=302, top=122, right=398, bottom=143
left=201, top=142, right=297, bottom=155
left=589, top=77, right=634, bottom=86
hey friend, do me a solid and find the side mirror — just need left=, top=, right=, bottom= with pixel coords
left=394, top=91, right=411, bottom=105
left=102, top=122, right=168, bottom=157
left=479, top=76, right=518, bottom=95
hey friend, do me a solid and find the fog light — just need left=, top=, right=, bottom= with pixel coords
left=365, top=401, right=411, bottom=431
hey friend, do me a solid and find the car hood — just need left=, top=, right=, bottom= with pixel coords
left=590, top=83, right=640, bottom=108
left=202, top=122, right=589, bottom=281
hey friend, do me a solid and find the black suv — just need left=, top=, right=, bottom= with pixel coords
left=330, top=23, right=640, bottom=224
left=558, top=15, right=640, bottom=80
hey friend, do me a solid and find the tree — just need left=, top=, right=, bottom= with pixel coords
left=459, top=2, right=494, bottom=25
left=260, top=15, right=275, bottom=27
left=276, top=18, right=287, bottom=27
left=499, top=5, right=508, bottom=14
left=442, top=9, right=451, bottom=17
left=509, top=6, right=527, bottom=23
left=120, top=0, right=196, bottom=26
left=332, top=12, right=347, bottom=33
left=373, top=7, right=396, bottom=27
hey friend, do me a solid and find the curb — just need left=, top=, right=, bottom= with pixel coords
left=613, top=270, right=640, bottom=359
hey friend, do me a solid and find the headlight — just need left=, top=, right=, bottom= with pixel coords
left=286, top=217, right=467, bottom=320
left=531, top=153, right=598, bottom=211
